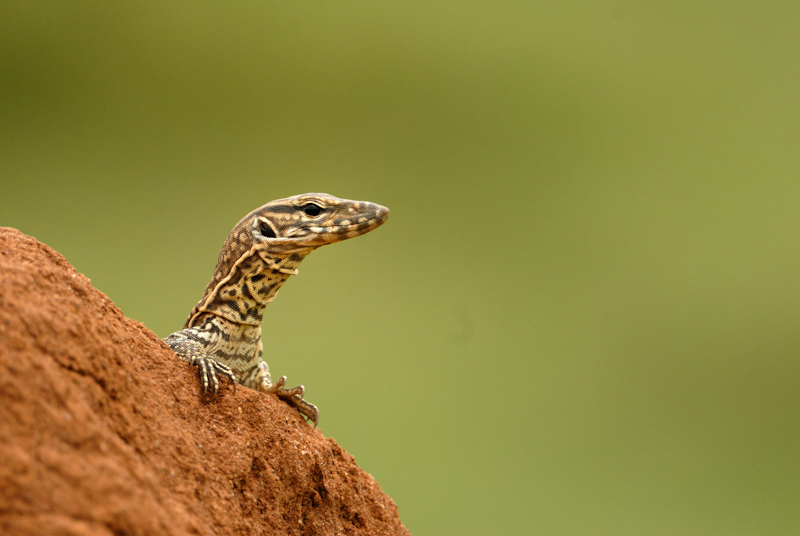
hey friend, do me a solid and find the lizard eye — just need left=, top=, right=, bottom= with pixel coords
left=300, top=203, right=323, bottom=217
left=259, top=220, right=276, bottom=238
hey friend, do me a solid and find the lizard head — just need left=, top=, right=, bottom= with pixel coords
left=189, top=193, right=389, bottom=325
left=249, top=193, right=390, bottom=254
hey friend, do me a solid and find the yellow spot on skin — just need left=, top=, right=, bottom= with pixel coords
left=358, top=217, right=367, bottom=223
left=340, top=219, right=351, bottom=226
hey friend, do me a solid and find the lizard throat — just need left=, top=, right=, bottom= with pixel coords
left=257, top=250, right=301, bottom=276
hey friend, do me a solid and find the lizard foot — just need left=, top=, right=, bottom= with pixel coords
left=164, top=334, right=237, bottom=397
left=259, top=375, right=319, bottom=426
left=288, top=395, right=319, bottom=427
left=195, top=355, right=237, bottom=398
left=261, top=375, right=304, bottom=398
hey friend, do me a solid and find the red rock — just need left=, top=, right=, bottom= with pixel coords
left=0, top=227, right=408, bottom=536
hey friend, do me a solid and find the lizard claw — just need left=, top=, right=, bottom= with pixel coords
left=258, top=375, right=316, bottom=425
left=290, top=396, right=319, bottom=427
left=278, top=381, right=317, bottom=426
left=263, top=375, right=305, bottom=398
left=164, top=334, right=236, bottom=397
left=196, top=355, right=237, bottom=397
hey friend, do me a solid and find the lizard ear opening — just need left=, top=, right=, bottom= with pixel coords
left=258, top=219, right=277, bottom=238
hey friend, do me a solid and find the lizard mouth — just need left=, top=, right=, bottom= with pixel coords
left=287, top=209, right=389, bottom=239
left=259, top=205, right=389, bottom=248
left=323, top=213, right=389, bottom=238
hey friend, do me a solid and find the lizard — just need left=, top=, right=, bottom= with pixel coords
left=163, top=193, right=389, bottom=426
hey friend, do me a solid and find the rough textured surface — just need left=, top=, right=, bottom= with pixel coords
left=0, top=227, right=408, bottom=536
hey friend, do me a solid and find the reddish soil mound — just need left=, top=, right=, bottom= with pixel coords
left=0, top=227, right=408, bottom=536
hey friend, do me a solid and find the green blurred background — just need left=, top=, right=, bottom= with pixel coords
left=3, top=2, right=800, bottom=534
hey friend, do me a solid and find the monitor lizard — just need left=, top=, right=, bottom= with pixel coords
left=164, top=193, right=389, bottom=426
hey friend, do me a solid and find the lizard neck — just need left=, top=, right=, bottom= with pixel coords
left=187, top=249, right=308, bottom=328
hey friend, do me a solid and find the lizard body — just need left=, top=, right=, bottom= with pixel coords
left=164, top=193, right=389, bottom=425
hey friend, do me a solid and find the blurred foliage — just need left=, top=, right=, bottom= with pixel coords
left=3, top=2, right=800, bottom=534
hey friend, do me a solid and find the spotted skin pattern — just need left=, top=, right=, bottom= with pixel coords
left=164, top=193, right=389, bottom=425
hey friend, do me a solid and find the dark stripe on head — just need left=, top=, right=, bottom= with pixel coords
left=264, top=204, right=294, bottom=215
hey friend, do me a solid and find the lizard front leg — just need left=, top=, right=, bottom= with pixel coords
left=164, top=329, right=236, bottom=396
left=249, top=361, right=319, bottom=426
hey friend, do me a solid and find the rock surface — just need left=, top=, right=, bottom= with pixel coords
left=0, top=227, right=408, bottom=536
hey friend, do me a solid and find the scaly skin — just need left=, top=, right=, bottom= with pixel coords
left=164, top=193, right=389, bottom=425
